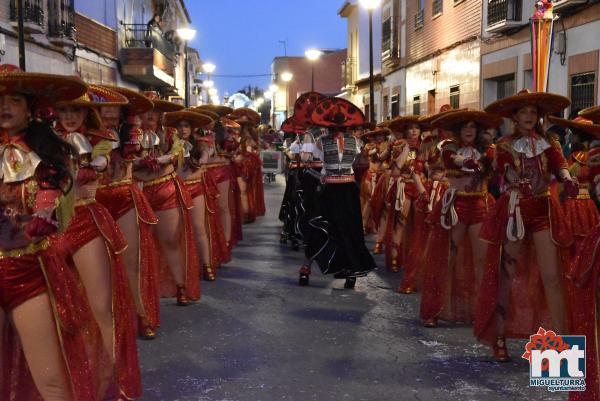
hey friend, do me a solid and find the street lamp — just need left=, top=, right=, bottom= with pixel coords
left=281, top=71, right=293, bottom=120
left=305, top=48, right=323, bottom=91
left=176, top=27, right=197, bottom=107
left=359, top=0, right=381, bottom=122
left=202, top=62, right=216, bottom=104
left=204, top=80, right=214, bottom=88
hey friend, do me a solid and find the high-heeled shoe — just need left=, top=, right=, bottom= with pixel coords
left=389, top=259, right=399, bottom=273
left=423, top=318, right=438, bottom=328
left=203, top=264, right=216, bottom=281
left=344, top=276, right=357, bottom=289
left=137, top=315, right=156, bottom=340
left=493, top=336, right=509, bottom=362
left=398, top=286, right=414, bottom=294
left=299, top=265, right=311, bottom=286
left=372, top=242, right=383, bottom=254
left=176, top=285, right=190, bottom=306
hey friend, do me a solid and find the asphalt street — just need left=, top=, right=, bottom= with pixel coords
left=138, top=177, right=567, bottom=401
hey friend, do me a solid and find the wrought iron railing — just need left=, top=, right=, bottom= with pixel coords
left=48, top=0, right=75, bottom=39
left=121, top=23, right=176, bottom=60
left=571, top=72, right=596, bottom=112
left=414, top=10, right=424, bottom=29
left=9, top=0, right=44, bottom=27
left=487, top=0, right=522, bottom=26
left=432, top=0, right=443, bottom=17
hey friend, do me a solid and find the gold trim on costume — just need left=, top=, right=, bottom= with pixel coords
left=143, top=172, right=177, bottom=187
left=0, top=239, right=49, bottom=258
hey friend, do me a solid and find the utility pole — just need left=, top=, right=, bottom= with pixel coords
left=17, top=0, right=26, bottom=70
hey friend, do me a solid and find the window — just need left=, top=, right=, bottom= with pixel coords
left=571, top=72, right=596, bottom=112
left=48, top=0, right=75, bottom=39
left=432, top=0, right=443, bottom=17
left=391, top=94, right=400, bottom=118
left=382, top=17, right=392, bottom=54
left=413, top=95, right=421, bottom=115
left=487, top=0, right=523, bottom=26
left=449, top=85, right=460, bottom=109
left=10, top=0, right=44, bottom=26
left=414, top=0, right=425, bottom=29
left=494, top=74, right=515, bottom=100
left=383, top=95, right=389, bottom=120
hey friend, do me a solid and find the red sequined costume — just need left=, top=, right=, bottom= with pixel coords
left=360, top=140, right=387, bottom=233
left=137, top=126, right=200, bottom=300
left=568, top=147, right=600, bottom=401
left=563, top=150, right=600, bottom=239
left=0, top=133, right=102, bottom=401
left=95, top=126, right=162, bottom=331
left=218, top=137, right=244, bottom=247
left=475, top=133, right=573, bottom=345
left=52, top=124, right=141, bottom=399
left=419, top=140, right=495, bottom=323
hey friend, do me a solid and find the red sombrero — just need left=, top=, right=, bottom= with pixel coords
left=164, top=110, right=213, bottom=129
left=220, top=117, right=241, bottom=129
left=0, top=64, right=87, bottom=106
left=281, top=117, right=305, bottom=134
left=198, top=104, right=234, bottom=117
left=292, top=92, right=327, bottom=126
left=360, top=127, right=391, bottom=140
left=547, top=116, right=600, bottom=137
left=430, top=109, right=503, bottom=130
left=311, top=97, right=365, bottom=128
left=377, top=120, right=392, bottom=128
left=102, top=86, right=154, bottom=115
left=189, top=107, right=219, bottom=122
left=143, top=91, right=184, bottom=112
left=55, top=86, right=129, bottom=129
left=417, top=104, right=461, bottom=130
left=579, top=106, right=600, bottom=123
left=388, top=115, right=421, bottom=131
left=229, top=107, right=261, bottom=125
left=484, top=89, right=570, bottom=118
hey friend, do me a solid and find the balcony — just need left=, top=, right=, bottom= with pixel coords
left=48, top=0, right=76, bottom=45
left=120, top=23, right=177, bottom=88
left=414, top=10, right=424, bottom=30
left=552, top=0, right=588, bottom=11
left=48, top=22, right=76, bottom=44
left=341, top=58, right=357, bottom=91
left=9, top=0, right=45, bottom=34
left=486, top=0, right=525, bottom=33
left=432, top=0, right=443, bottom=18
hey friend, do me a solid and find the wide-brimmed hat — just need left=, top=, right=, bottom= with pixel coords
left=579, top=106, right=600, bottom=123
left=360, top=127, right=391, bottom=140
left=164, top=110, right=213, bottom=129
left=189, top=107, right=219, bottom=122
left=281, top=116, right=305, bottom=134
left=311, top=97, right=365, bottom=128
left=102, top=86, right=154, bottom=115
left=143, top=91, right=184, bottom=112
left=197, top=104, right=233, bottom=117
left=388, top=115, right=421, bottom=131
left=430, top=109, right=503, bottom=130
left=547, top=115, right=600, bottom=137
left=418, top=104, right=461, bottom=130
left=0, top=64, right=87, bottom=107
left=292, top=92, right=327, bottom=127
left=484, top=89, right=570, bottom=118
left=220, top=117, right=241, bottom=129
left=229, top=107, right=261, bottom=125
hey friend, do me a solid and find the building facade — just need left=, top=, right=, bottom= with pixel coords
left=0, top=0, right=200, bottom=103
left=481, top=0, right=600, bottom=116
left=271, top=49, right=347, bottom=128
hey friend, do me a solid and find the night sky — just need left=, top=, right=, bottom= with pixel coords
left=186, top=0, right=347, bottom=98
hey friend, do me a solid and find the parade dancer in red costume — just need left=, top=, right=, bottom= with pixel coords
left=0, top=65, right=103, bottom=401
left=54, top=86, right=141, bottom=399
left=476, top=90, right=577, bottom=361
left=567, top=105, right=600, bottom=401
left=167, top=109, right=224, bottom=281
left=418, top=110, right=500, bottom=328
left=360, top=128, right=388, bottom=236
left=128, top=89, right=200, bottom=305
left=371, top=116, right=425, bottom=275
left=229, top=108, right=264, bottom=223
left=95, top=86, right=161, bottom=340
left=548, top=115, right=600, bottom=240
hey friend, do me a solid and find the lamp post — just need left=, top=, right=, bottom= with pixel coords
left=305, top=48, right=322, bottom=92
left=281, top=71, right=293, bottom=120
left=16, top=0, right=25, bottom=69
left=269, top=83, right=279, bottom=128
left=176, top=27, right=197, bottom=107
left=360, top=0, right=381, bottom=122
left=202, top=62, right=216, bottom=104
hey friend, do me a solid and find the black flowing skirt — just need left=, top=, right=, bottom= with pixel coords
left=279, top=169, right=301, bottom=241
left=304, top=182, right=376, bottom=277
